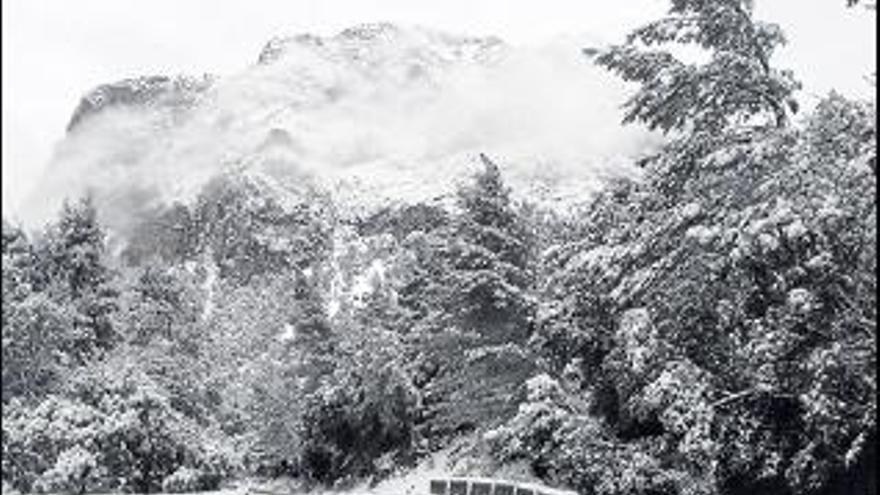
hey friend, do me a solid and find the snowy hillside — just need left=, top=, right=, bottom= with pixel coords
left=5, top=1, right=877, bottom=493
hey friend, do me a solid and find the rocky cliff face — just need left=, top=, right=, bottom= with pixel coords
left=255, top=22, right=505, bottom=67
left=66, top=74, right=214, bottom=132
left=24, top=23, right=660, bottom=235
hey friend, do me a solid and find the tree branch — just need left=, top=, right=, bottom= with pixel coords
left=710, top=385, right=796, bottom=409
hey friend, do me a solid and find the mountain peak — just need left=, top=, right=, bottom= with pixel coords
left=256, top=22, right=507, bottom=67
left=337, top=21, right=402, bottom=41
left=26, top=24, right=658, bottom=232
left=66, top=74, right=214, bottom=133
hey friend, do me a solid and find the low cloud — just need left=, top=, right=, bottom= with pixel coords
left=21, top=25, right=661, bottom=232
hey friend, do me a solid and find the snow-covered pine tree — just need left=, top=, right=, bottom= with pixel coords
left=847, top=0, right=877, bottom=8
left=37, top=196, right=119, bottom=360
left=2, top=220, right=72, bottom=402
left=445, top=153, right=535, bottom=338
left=43, top=197, right=110, bottom=297
left=411, top=155, right=538, bottom=446
left=593, top=0, right=801, bottom=134
left=2, top=220, right=34, bottom=301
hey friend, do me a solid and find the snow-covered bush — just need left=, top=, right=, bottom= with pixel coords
left=299, top=360, right=418, bottom=485
left=31, top=446, right=102, bottom=494
left=2, top=363, right=237, bottom=493
left=161, top=466, right=222, bottom=493
left=2, top=396, right=103, bottom=493
left=488, top=374, right=683, bottom=495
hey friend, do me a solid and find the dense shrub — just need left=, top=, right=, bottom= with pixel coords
left=488, top=374, right=684, bottom=495
left=161, top=466, right=222, bottom=493
left=299, top=352, right=418, bottom=485
left=2, top=360, right=238, bottom=493
left=31, top=446, right=102, bottom=495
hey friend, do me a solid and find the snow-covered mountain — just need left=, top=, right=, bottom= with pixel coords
left=22, top=23, right=661, bottom=234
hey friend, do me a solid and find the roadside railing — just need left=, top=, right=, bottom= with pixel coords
left=428, top=477, right=577, bottom=495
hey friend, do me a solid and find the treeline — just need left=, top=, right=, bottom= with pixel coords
left=1, top=151, right=541, bottom=492
left=3, top=90, right=876, bottom=495
left=2, top=1, right=876, bottom=494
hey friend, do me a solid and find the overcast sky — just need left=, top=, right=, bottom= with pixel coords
left=2, top=0, right=876, bottom=216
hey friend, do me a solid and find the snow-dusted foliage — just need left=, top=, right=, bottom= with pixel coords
left=2, top=6, right=875, bottom=495
left=3, top=359, right=237, bottom=494
left=519, top=89, right=876, bottom=494
left=594, top=0, right=800, bottom=133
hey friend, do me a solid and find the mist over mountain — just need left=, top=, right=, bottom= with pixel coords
left=22, top=23, right=660, bottom=235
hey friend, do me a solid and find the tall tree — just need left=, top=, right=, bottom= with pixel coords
left=523, top=87, right=876, bottom=494
left=444, top=153, right=535, bottom=335
left=2, top=220, right=72, bottom=402
left=2, top=219, right=35, bottom=301
left=402, top=155, right=538, bottom=446
left=593, top=0, right=800, bottom=133
left=37, top=196, right=118, bottom=360
left=847, top=0, right=877, bottom=9
left=42, top=197, right=109, bottom=297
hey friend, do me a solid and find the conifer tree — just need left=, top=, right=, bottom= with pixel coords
left=45, top=197, right=109, bottom=296
left=406, top=155, right=538, bottom=446
left=2, top=219, right=35, bottom=301
left=38, top=196, right=118, bottom=359
left=444, top=153, right=534, bottom=336
left=593, top=0, right=801, bottom=133
left=2, top=220, right=72, bottom=402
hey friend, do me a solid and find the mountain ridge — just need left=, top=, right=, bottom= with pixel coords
left=25, top=22, right=660, bottom=236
